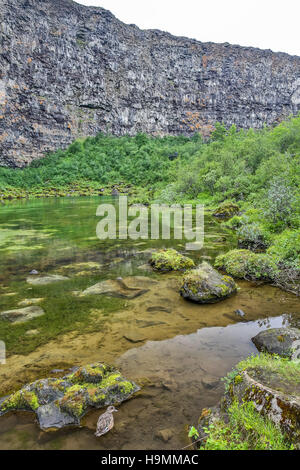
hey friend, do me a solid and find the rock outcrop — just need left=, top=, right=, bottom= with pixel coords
left=252, top=328, right=300, bottom=359
left=1, top=0, right=300, bottom=166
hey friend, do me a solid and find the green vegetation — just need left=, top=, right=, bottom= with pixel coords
left=0, top=115, right=299, bottom=292
left=149, top=248, right=195, bottom=272
left=232, top=353, right=300, bottom=385
left=215, top=249, right=279, bottom=281
left=201, top=400, right=293, bottom=450
left=194, top=354, right=300, bottom=450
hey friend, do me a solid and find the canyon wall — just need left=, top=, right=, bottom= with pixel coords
left=1, top=0, right=300, bottom=166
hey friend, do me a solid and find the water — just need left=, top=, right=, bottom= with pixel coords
left=0, top=196, right=299, bottom=449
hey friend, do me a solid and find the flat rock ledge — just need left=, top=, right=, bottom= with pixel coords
left=81, top=276, right=157, bottom=299
left=0, top=363, right=139, bottom=431
left=0, top=306, right=45, bottom=323
left=252, top=328, right=300, bottom=359
left=26, top=274, right=69, bottom=286
left=180, top=262, right=238, bottom=304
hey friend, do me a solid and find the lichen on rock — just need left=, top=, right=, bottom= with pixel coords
left=180, top=261, right=237, bottom=304
left=0, top=362, right=139, bottom=431
left=149, top=249, right=195, bottom=272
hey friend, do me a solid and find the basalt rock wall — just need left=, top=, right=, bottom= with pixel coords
left=1, top=0, right=300, bottom=166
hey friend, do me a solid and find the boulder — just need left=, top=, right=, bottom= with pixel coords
left=150, top=249, right=195, bottom=272
left=224, top=355, right=300, bottom=444
left=0, top=363, right=139, bottom=431
left=215, top=249, right=278, bottom=281
left=195, top=354, right=300, bottom=449
left=252, top=328, right=300, bottom=358
left=26, top=274, right=69, bottom=286
left=0, top=306, right=45, bottom=323
left=180, top=262, right=237, bottom=304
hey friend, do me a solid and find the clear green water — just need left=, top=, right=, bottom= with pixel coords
left=0, top=196, right=299, bottom=450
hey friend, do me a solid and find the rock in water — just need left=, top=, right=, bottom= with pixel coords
left=81, top=276, right=156, bottom=299
left=0, top=363, right=139, bottom=431
left=150, top=249, right=195, bottom=272
left=252, top=327, right=300, bottom=358
left=0, top=306, right=45, bottom=323
left=180, top=262, right=237, bottom=304
left=235, top=309, right=246, bottom=317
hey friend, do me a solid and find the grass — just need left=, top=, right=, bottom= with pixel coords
left=201, top=400, right=293, bottom=450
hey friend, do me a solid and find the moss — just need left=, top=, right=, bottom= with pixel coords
left=150, top=249, right=195, bottom=272
left=197, top=400, right=293, bottom=450
left=70, top=364, right=109, bottom=384
left=213, top=202, right=240, bottom=219
left=234, top=375, right=243, bottom=385
left=181, top=263, right=237, bottom=303
left=99, top=373, right=122, bottom=389
left=1, top=390, right=39, bottom=412
left=118, top=381, right=134, bottom=394
left=215, top=249, right=278, bottom=281
left=59, top=384, right=86, bottom=418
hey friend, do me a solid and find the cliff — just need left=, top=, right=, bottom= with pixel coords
left=1, top=0, right=300, bottom=166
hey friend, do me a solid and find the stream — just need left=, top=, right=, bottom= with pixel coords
left=0, top=196, right=299, bottom=450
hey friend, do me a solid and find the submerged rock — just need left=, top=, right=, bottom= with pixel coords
left=0, top=363, right=139, bottom=431
left=26, top=274, right=69, bottom=286
left=215, top=249, right=278, bottom=281
left=235, top=309, right=246, bottom=317
left=0, top=306, right=45, bottom=323
left=81, top=276, right=156, bottom=299
left=180, top=262, right=237, bottom=304
left=150, top=249, right=195, bottom=272
left=123, top=330, right=147, bottom=343
left=252, top=328, right=300, bottom=358
left=213, top=203, right=240, bottom=219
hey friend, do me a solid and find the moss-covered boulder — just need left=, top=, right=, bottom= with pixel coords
left=0, top=363, right=139, bottom=431
left=213, top=202, right=240, bottom=219
left=180, top=262, right=237, bottom=304
left=252, top=328, right=300, bottom=358
left=223, top=354, right=300, bottom=445
left=149, top=249, right=195, bottom=272
left=192, top=354, right=300, bottom=449
left=215, top=249, right=278, bottom=281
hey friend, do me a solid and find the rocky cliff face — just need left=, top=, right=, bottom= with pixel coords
left=1, top=0, right=300, bottom=167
